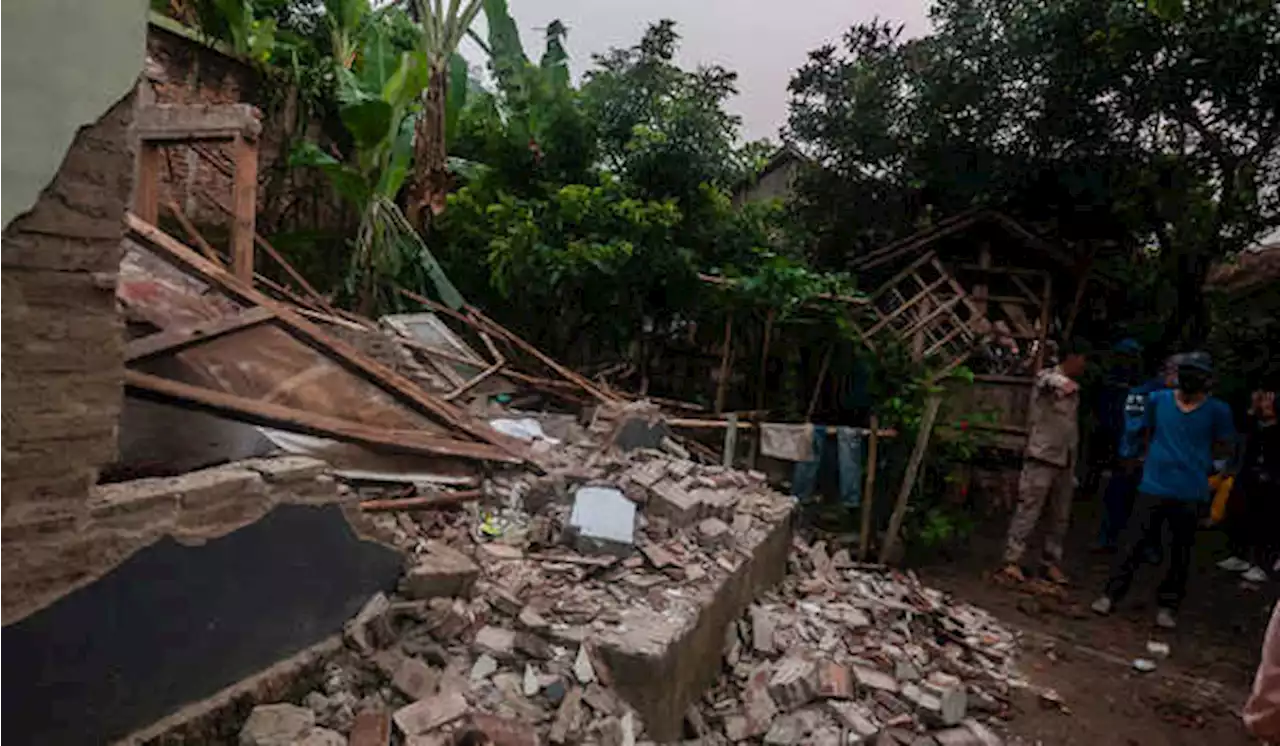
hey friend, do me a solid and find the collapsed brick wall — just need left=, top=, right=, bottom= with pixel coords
left=1, top=90, right=139, bottom=624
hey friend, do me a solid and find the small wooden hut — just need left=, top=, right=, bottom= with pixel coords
left=851, top=208, right=1087, bottom=449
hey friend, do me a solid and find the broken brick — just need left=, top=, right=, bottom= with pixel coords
left=647, top=480, right=701, bottom=525
left=391, top=656, right=439, bottom=701
left=697, top=516, right=732, bottom=548
left=813, top=661, right=854, bottom=699
left=404, top=542, right=479, bottom=600
left=548, top=687, right=584, bottom=744
left=392, top=692, right=468, bottom=737
left=474, top=625, right=517, bottom=660
left=465, top=713, right=541, bottom=746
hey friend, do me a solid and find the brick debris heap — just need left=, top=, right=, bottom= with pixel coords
left=236, top=402, right=1025, bottom=746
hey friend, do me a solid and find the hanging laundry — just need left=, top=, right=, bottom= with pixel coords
left=760, top=423, right=816, bottom=462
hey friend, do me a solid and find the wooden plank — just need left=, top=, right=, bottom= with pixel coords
left=134, top=143, right=161, bottom=224
left=124, top=214, right=525, bottom=456
left=879, top=395, right=942, bottom=564
left=194, top=184, right=333, bottom=311
left=854, top=208, right=985, bottom=272
left=858, top=414, right=880, bottom=562
left=714, top=314, right=734, bottom=415
left=359, top=489, right=483, bottom=512
left=957, top=263, right=1050, bottom=278
left=230, top=134, right=258, bottom=283
left=1009, top=273, right=1041, bottom=305
left=806, top=343, right=834, bottom=420
left=466, top=305, right=618, bottom=405
left=748, top=309, right=776, bottom=468
left=900, top=294, right=962, bottom=340
left=973, top=244, right=992, bottom=319
left=126, top=306, right=275, bottom=362
left=923, top=324, right=967, bottom=358
left=164, top=199, right=225, bottom=268
left=863, top=275, right=950, bottom=337
left=931, top=257, right=982, bottom=319
left=868, top=251, right=939, bottom=304
left=125, top=370, right=521, bottom=463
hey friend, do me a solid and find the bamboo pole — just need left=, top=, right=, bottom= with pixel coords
left=748, top=309, right=776, bottom=468
left=879, top=395, right=943, bottom=564
left=714, top=314, right=734, bottom=415
left=806, top=343, right=834, bottom=421
left=858, top=414, right=881, bottom=562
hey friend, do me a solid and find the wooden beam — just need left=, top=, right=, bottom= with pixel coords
left=125, top=306, right=275, bottom=362
left=879, top=395, right=943, bottom=564
left=124, top=370, right=523, bottom=464
left=164, top=198, right=225, bottom=268
left=194, top=183, right=333, bottom=311
left=863, top=275, right=950, bottom=337
left=230, top=133, right=258, bottom=282
left=134, top=143, right=161, bottom=224
left=466, top=305, right=618, bottom=405
left=957, top=263, right=1050, bottom=278
left=124, top=214, right=526, bottom=457
left=806, top=343, right=834, bottom=420
left=714, top=314, right=734, bottom=415
left=359, top=490, right=483, bottom=512
left=858, top=414, right=880, bottom=562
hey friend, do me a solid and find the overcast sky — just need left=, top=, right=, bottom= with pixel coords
left=467, top=0, right=932, bottom=143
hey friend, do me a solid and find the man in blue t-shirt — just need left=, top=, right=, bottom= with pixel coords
left=1096, top=354, right=1181, bottom=550
left=1092, top=352, right=1235, bottom=629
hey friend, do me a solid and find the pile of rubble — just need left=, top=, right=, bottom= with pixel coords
left=234, top=404, right=1023, bottom=746
left=689, top=540, right=1021, bottom=745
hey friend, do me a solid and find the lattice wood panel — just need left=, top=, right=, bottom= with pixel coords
left=851, top=250, right=981, bottom=369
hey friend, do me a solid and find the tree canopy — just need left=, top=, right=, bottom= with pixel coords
left=787, top=0, right=1280, bottom=344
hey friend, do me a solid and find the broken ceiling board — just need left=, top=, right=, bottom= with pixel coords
left=125, top=370, right=523, bottom=464
left=261, top=430, right=482, bottom=481
left=118, top=245, right=244, bottom=329
left=148, top=323, right=442, bottom=433
left=381, top=312, right=516, bottom=401
left=126, top=306, right=275, bottom=362
left=123, top=214, right=527, bottom=459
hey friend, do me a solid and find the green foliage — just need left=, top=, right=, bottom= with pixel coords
left=787, top=0, right=1280, bottom=345
left=582, top=21, right=753, bottom=205
left=436, top=176, right=696, bottom=357
left=287, top=2, right=464, bottom=311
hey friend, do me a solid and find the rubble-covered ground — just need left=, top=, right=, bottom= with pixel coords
left=914, top=504, right=1269, bottom=746
left=233, top=403, right=1033, bottom=746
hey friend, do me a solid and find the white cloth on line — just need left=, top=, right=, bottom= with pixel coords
left=760, top=423, right=816, bottom=462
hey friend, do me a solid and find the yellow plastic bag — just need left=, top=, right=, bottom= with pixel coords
left=1209, top=474, right=1234, bottom=525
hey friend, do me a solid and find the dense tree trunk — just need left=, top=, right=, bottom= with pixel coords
left=407, top=63, right=451, bottom=230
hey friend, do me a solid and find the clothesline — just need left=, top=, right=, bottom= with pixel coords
left=666, top=417, right=898, bottom=438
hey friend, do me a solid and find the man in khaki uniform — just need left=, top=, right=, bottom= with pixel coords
left=999, top=343, right=1088, bottom=584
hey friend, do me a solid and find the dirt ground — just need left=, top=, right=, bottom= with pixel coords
left=910, top=498, right=1278, bottom=745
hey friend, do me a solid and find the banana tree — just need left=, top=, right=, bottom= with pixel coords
left=406, top=0, right=484, bottom=228
left=294, top=21, right=463, bottom=313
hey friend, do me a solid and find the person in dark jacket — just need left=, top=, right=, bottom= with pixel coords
left=1219, top=381, right=1280, bottom=582
left=1096, top=354, right=1180, bottom=551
